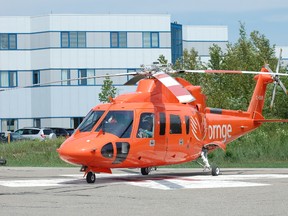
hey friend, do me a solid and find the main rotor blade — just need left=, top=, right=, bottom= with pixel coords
left=183, top=69, right=288, bottom=77
left=124, top=74, right=146, bottom=85
left=0, top=72, right=138, bottom=92
left=270, top=83, right=277, bottom=109
left=153, top=72, right=195, bottom=103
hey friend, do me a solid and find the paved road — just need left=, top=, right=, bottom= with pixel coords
left=0, top=167, right=288, bottom=216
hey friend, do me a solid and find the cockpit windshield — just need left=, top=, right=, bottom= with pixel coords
left=96, top=110, right=134, bottom=138
left=78, top=110, right=104, bottom=132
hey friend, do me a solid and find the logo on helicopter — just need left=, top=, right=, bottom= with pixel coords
left=208, top=124, right=232, bottom=140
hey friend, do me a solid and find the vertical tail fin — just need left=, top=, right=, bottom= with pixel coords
left=247, top=67, right=274, bottom=119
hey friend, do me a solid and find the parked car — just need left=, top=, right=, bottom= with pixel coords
left=11, top=128, right=56, bottom=141
left=65, top=128, right=75, bottom=136
left=0, top=132, right=7, bottom=143
left=49, top=127, right=70, bottom=137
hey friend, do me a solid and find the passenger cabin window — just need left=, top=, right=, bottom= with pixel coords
left=137, top=113, right=154, bottom=138
left=159, top=112, right=166, bottom=135
left=78, top=110, right=104, bottom=132
left=170, top=114, right=182, bottom=134
left=185, top=116, right=190, bottom=134
left=96, top=111, right=134, bottom=138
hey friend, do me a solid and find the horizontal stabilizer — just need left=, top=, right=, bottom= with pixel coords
left=254, top=119, right=288, bottom=123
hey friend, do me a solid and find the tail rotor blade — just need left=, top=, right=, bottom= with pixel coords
left=270, top=83, right=277, bottom=109
left=276, top=49, right=282, bottom=74
left=278, top=79, right=288, bottom=95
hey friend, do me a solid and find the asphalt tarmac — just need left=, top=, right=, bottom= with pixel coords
left=0, top=167, right=288, bottom=216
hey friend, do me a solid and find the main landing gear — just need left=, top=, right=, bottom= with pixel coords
left=140, top=167, right=157, bottom=175
left=197, top=148, right=220, bottom=176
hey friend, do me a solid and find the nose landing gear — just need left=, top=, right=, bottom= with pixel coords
left=86, top=171, right=96, bottom=183
left=81, top=166, right=96, bottom=183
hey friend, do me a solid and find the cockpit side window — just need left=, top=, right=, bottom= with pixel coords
left=137, top=113, right=154, bottom=138
left=78, top=110, right=104, bottom=132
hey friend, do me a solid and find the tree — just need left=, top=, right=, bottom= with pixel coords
left=171, top=23, right=284, bottom=115
left=157, top=54, right=168, bottom=64
left=98, top=76, right=117, bottom=103
left=208, top=44, right=224, bottom=70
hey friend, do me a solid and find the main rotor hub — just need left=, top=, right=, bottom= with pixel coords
left=140, top=62, right=174, bottom=75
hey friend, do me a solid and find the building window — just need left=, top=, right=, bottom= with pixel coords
left=1, top=119, right=17, bottom=132
left=78, top=69, right=95, bottom=86
left=110, top=32, right=127, bottom=48
left=61, top=32, right=86, bottom=48
left=34, top=119, right=41, bottom=128
left=143, top=32, right=159, bottom=48
left=0, top=71, right=17, bottom=87
left=72, top=117, right=84, bottom=129
left=61, top=69, right=71, bottom=85
left=33, top=70, right=40, bottom=85
left=0, top=33, right=17, bottom=50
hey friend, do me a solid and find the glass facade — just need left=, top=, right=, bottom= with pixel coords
left=171, top=23, right=183, bottom=64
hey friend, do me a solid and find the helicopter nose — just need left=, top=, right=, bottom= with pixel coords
left=57, top=144, right=97, bottom=165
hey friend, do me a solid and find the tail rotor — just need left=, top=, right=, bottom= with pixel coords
left=265, top=49, right=288, bottom=109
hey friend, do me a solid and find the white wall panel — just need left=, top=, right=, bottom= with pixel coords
left=17, top=34, right=31, bottom=49
left=49, top=49, right=171, bottom=69
left=30, top=16, right=50, bottom=32
left=0, top=17, right=30, bottom=32
left=127, top=33, right=142, bottom=47
left=18, top=72, right=32, bottom=87
left=18, top=119, right=33, bottom=129
left=0, top=88, right=32, bottom=118
left=0, top=52, right=31, bottom=70
left=183, top=41, right=227, bottom=56
left=30, top=32, right=50, bottom=49
left=49, top=14, right=171, bottom=31
left=30, top=50, right=50, bottom=69
left=50, top=32, right=60, bottom=47
left=159, top=32, right=171, bottom=47
left=183, top=25, right=228, bottom=41
left=87, top=32, right=110, bottom=47
left=31, top=88, right=51, bottom=118
left=42, top=118, right=71, bottom=128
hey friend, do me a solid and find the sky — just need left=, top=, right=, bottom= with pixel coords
left=1, top=0, right=288, bottom=45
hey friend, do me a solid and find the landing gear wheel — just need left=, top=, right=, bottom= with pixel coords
left=211, top=166, right=220, bottom=176
left=141, top=167, right=151, bottom=175
left=86, top=171, right=96, bottom=183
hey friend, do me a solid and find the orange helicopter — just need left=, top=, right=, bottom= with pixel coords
left=57, top=54, right=288, bottom=183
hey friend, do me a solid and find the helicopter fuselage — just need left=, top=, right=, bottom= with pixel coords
left=58, top=101, right=258, bottom=173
